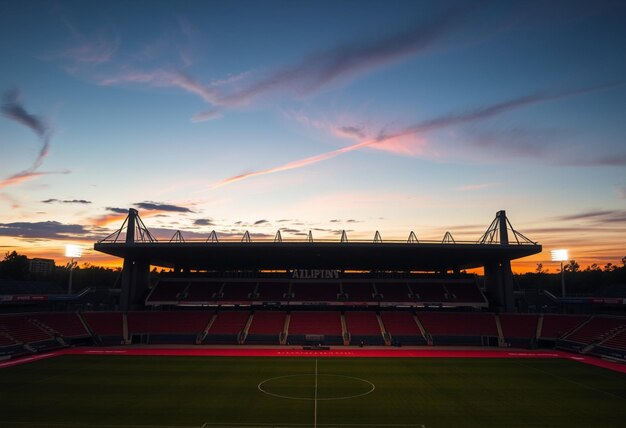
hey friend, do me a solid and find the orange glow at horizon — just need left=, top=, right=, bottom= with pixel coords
left=4, top=244, right=622, bottom=275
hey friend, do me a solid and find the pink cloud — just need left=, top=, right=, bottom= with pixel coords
left=60, top=33, right=119, bottom=65
left=208, top=80, right=626, bottom=188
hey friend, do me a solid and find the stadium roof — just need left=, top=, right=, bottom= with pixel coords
left=94, top=241, right=540, bottom=271
left=94, top=209, right=542, bottom=271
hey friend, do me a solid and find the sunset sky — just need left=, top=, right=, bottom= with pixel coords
left=1, top=0, right=625, bottom=272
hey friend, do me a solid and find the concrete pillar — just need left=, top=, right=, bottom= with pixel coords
left=120, top=209, right=149, bottom=310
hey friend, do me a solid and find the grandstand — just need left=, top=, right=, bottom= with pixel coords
left=1, top=209, right=624, bottom=364
left=2, top=310, right=626, bottom=360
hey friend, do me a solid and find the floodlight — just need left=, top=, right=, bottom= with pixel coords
left=65, top=244, right=83, bottom=258
left=551, top=249, right=568, bottom=262
left=65, top=244, right=82, bottom=297
left=551, top=249, right=569, bottom=298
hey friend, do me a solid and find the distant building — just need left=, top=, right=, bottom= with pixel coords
left=29, top=258, right=55, bottom=275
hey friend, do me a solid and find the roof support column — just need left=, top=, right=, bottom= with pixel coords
left=484, top=261, right=515, bottom=312
left=119, top=209, right=150, bottom=310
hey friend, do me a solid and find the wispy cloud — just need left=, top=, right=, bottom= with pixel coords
left=213, top=139, right=373, bottom=187
left=193, top=218, right=215, bottom=226
left=560, top=153, right=626, bottom=167
left=92, top=203, right=193, bottom=227
left=0, top=89, right=63, bottom=188
left=42, top=198, right=92, bottom=204
left=134, top=201, right=193, bottom=213
left=100, top=70, right=219, bottom=104
left=215, top=81, right=626, bottom=187
left=555, top=209, right=626, bottom=223
left=216, top=6, right=469, bottom=106
left=0, top=221, right=89, bottom=239
left=59, top=31, right=119, bottom=65
left=92, top=5, right=472, bottom=122
left=105, top=207, right=129, bottom=214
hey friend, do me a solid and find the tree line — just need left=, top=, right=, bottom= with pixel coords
left=1, top=250, right=625, bottom=296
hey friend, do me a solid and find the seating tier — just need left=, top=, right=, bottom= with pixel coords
left=127, top=312, right=211, bottom=334
left=418, top=312, right=497, bottom=336
left=288, top=311, right=342, bottom=335
left=345, top=311, right=381, bottom=335
left=565, top=317, right=626, bottom=345
left=31, top=313, right=89, bottom=337
left=540, top=315, right=588, bottom=339
left=248, top=311, right=286, bottom=335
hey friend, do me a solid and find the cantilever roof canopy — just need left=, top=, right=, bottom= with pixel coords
left=94, top=241, right=541, bottom=271
left=94, top=209, right=541, bottom=272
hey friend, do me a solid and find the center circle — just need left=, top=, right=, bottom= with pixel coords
left=258, top=374, right=375, bottom=401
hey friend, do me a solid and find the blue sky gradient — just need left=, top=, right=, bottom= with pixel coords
left=0, top=0, right=625, bottom=270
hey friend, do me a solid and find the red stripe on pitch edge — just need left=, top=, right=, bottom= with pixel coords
left=2, top=347, right=625, bottom=373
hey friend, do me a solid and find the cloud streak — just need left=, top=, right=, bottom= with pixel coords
left=0, top=89, right=56, bottom=188
left=215, top=80, right=626, bottom=187
left=94, top=5, right=472, bottom=121
left=555, top=209, right=626, bottom=223
left=134, top=201, right=193, bottom=213
left=0, top=221, right=89, bottom=239
left=42, top=198, right=92, bottom=204
left=216, top=6, right=468, bottom=107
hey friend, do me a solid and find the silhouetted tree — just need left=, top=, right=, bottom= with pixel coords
left=564, top=260, right=580, bottom=273
left=0, top=251, right=29, bottom=280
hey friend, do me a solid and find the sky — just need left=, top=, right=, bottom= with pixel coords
left=0, top=0, right=625, bottom=272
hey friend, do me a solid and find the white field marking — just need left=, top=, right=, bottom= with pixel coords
left=257, top=374, right=375, bottom=401
left=314, top=358, right=318, bottom=428
left=510, top=360, right=625, bottom=400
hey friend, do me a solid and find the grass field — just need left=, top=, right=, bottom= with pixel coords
left=1, top=355, right=625, bottom=428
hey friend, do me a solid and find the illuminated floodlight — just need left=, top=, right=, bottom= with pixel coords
left=551, top=249, right=568, bottom=262
left=551, top=249, right=569, bottom=298
left=65, top=244, right=83, bottom=258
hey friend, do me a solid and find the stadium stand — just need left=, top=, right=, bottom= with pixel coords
left=287, top=311, right=343, bottom=345
left=598, top=328, right=626, bottom=352
left=245, top=311, right=286, bottom=344
left=498, top=314, right=539, bottom=346
left=291, top=282, right=340, bottom=302
left=376, top=283, right=412, bottom=302
left=0, top=315, right=52, bottom=344
left=127, top=311, right=211, bottom=344
left=203, top=311, right=249, bottom=344
left=82, top=312, right=124, bottom=345
left=147, top=280, right=189, bottom=303
left=256, top=282, right=290, bottom=302
left=409, top=283, right=447, bottom=303
left=418, top=312, right=498, bottom=345
left=220, top=282, right=257, bottom=302
left=0, top=332, right=17, bottom=347
left=344, top=311, right=384, bottom=345
left=30, top=313, right=89, bottom=338
left=563, top=316, right=626, bottom=346
left=184, top=281, right=223, bottom=303
left=444, top=281, right=487, bottom=304
left=342, top=283, right=376, bottom=303
left=380, top=311, right=426, bottom=345
left=540, top=314, right=589, bottom=340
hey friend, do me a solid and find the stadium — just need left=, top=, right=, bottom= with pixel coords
left=1, top=209, right=625, bottom=428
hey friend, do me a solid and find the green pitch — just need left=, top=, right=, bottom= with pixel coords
left=0, top=355, right=624, bottom=428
